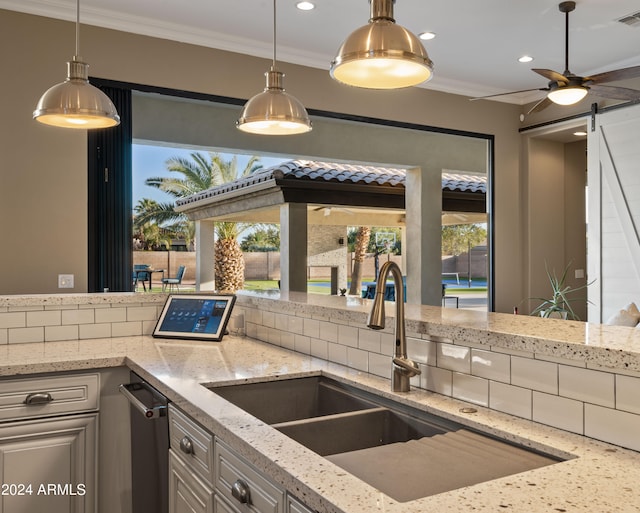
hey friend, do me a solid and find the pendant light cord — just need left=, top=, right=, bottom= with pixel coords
left=272, top=0, right=277, bottom=69
left=75, top=0, right=80, bottom=58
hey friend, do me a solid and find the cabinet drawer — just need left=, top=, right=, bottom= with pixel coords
left=169, top=405, right=214, bottom=484
left=0, top=373, right=99, bottom=421
left=215, top=439, right=284, bottom=513
left=169, top=450, right=214, bottom=513
left=287, top=495, right=315, bottom=513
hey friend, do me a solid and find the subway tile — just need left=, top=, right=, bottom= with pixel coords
left=452, top=373, right=488, bottom=406
left=380, top=332, right=395, bottom=356
left=142, top=320, right=157, bottom=335
left=127, top=306, right=158, bottom=322
left=319, top=321, right=338, bottom=343
left=95, top=307, right=127, bottom=323
left=0, top=312, right=26, bottom=329
left=112, top=322, right=143, bottom=337
left=244, top=308, right=262, bottom=325
left=8, top=327, right=44, bottom=344
left=347, top=347, right=368, bottom=372
left=534, top=353, right=586, bottom=368
left=489, top=382, right=532, bottom=419
left=491, top=346, right=534, bottom=359
left=256, top=324, right=269, bottom=343
left=437, top=342, right=471, bottom=373
left=422, top=365, right=452, bottom=396
left=294, top=334, right=311, bottom=355
left=79, top=323, right=111, bottom=340
left=303, top=318, right=320, bottom=339
left=280, top=332, right=295, bottom=351
left=471, top=348, right=510, bottom=383
left=245, top=322, right=257, bottom=339
left=309, top=337, right=328, bottom=360
left=274, top=313, right=288, bottom=332
left=288, top=316, right=304, bottom=335
left=9, top=305, right=42, bottom=312
left=358, top=328, right=381, bottom=353
left=0, top=329, right=7, bottom=344
left=532, top=392, right=583, bottom=434
left=511, top=357, right=558, bottom=394
left=368, top=352, right=391, bottom=380
left=585, top=404, right=640, bottom=452
left=267, top=327, right=281, bottom=346
left=45, top=325, right=79, bottom=342
left=616, top=374, right=640, bottom=414
left=407, top=337, right=435, bottom=365
left=558, top=366, right=614, bottom=408
left=62, top=309, right=95, bottom=325
left=337, top=324, right=359, bottom=348
left=328, top=342, right=347, bottom=366
left=262, top=310, right=275, bottom=328
left=26, top=310, right=61, bottom=327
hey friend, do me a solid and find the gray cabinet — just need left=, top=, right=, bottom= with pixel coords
left=169, top=406, right=214, bottom=513
left=168, top=405, right=315, bottom=513
left=0, top=373, right=99, bottom=513
left=169, top=451, right=214, bottom=513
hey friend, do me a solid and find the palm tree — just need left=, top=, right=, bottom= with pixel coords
left=349, top=226, right=371, bottom=296
left=143, top=152, right=262, bottom=292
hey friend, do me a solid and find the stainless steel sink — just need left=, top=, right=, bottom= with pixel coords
left=207, top=375, right=565, bottom=503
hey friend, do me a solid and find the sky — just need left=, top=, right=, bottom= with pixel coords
left=132, top=143, right=287, bottom=206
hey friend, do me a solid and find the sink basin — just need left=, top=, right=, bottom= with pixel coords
left=208, top=375, right=377, bottom=424
left=207, top=375, right=565, bottom=502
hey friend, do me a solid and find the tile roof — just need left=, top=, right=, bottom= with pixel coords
left=176, top=160, right=486, bottom=208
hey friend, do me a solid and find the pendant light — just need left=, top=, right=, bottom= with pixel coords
left=33, top=0, right=120, bottom=129
left=330, top=0, right=434, bottom=89
left=237, top=0, right=312, bottom=135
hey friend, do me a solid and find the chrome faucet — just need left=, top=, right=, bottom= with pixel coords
left=366, top=261, right=421, bottom=392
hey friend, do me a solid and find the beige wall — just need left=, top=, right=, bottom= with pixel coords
left=2, top=9, right=526, bottom=311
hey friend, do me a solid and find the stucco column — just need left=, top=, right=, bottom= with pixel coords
left=280, top=203, right=308, bottom=293
left=195, top=219, right=215, bottom=291
left=405, top=167, right=442, bottom=305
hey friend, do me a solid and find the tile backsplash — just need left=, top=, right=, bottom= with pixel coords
left=240, top=300, right=640, bottom=453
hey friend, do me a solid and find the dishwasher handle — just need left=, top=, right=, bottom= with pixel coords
left=119, top=382, right=167, bottom=419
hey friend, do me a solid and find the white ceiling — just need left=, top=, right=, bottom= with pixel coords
left=4, top=0, right=640, bottom=104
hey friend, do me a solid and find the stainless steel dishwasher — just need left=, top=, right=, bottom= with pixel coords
left=119, top=372, right=169, bottom=513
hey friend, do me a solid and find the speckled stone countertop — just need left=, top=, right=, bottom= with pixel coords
left=1, top=334, right=639, bottom=513
left=238, top=291, right=640, bottom=372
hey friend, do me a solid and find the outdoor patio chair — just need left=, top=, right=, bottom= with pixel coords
left=133, top=264, right=151, bottom=291
left=162, top=265, right=186, bottom=292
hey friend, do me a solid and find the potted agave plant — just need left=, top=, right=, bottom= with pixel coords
left=529, top=262, right=593, bottom=320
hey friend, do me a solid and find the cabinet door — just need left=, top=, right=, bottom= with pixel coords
left=170, top=450, right=214, bottom=513
left=0, top=413, right=97, bottom=513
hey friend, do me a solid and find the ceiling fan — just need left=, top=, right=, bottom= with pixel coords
left=473, top=1, right=640, bottom=114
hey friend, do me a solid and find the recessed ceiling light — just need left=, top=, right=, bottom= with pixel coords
left=518, top=55, right=534, bottom=63
left=296, top=1, right=315, bottom=10
left=419, top=31, right=436, bottom=40
left=573, top=131, right=588, bottom=136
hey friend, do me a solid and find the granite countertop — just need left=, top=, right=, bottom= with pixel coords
left=1, top=334, right=639, bottom=513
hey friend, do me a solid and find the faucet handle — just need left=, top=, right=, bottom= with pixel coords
left=392, top=357, right=421, bottom=377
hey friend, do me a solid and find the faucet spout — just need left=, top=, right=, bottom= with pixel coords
left=366, top=261, right=421, bottom=392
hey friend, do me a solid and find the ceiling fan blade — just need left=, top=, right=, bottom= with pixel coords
left=527, top=96, right=553, bottom=115
left=586, top=65, right=640, bottom=85
left=588, top=84, right=640, bottom=101
left=532, top=68, right=568, bottom=83
left=470, top=88, right=548, bottom=101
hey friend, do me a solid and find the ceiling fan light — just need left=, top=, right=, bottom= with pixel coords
left=547, top=85, right=588, bottom=105
left=330, top=0, right=433, bottom=89
left=34, top=59, right=120, bottom=129
left=237, top=69, right=312, bottom=135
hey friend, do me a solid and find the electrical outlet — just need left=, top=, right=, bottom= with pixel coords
left=575, top=269, right=585, bottom=279
left=58, top=274, right=74, bottom=288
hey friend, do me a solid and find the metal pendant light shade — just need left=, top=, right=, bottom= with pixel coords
left=237, top=69, right=312, bottom=135
left=34, top=59, right=120, bottom=129
left=330, top=0, right=433, bottom=89
left=237, top=0, right=311, bottom=135
left=33, top=0, right=120, bottom=129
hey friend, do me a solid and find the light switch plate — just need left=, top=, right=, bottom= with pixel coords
left=575, top=269, right=585, bottom=279
left=58, top=274, right=74, bottom=288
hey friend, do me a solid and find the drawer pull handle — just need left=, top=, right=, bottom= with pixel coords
left=179, top=436, right=193, bottom=455
left=24, top=392, right=53, bottom=405
left=231, top=479, right=251, bottom=504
